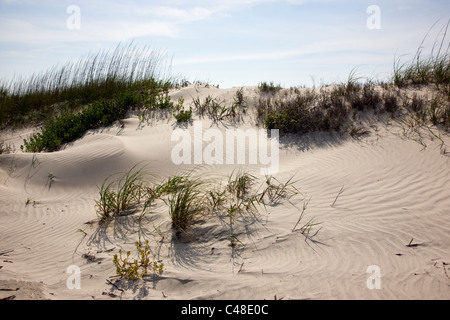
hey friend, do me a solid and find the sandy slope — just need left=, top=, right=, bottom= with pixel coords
left=0, top=85, right=449, bottom=300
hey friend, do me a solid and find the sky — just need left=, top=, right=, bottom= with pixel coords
left=0, top=0, right=449, bottom=88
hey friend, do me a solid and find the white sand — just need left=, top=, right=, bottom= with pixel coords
left=0, top=85, right=449, bottom=300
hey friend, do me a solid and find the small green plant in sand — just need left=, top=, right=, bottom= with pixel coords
left=229, top=87, right=247, bottom=121
left=113, top=239, right=164, bottom=280
left=208, top=187, right=228, bottom=211
left=206, top=98, right=230, bottom=122
left=25, top=197, right=37, bottom=207
left=173, top=97, right=193, bottom=122
left=191, top=96, right=208, bottom=118
left=167, top=177, right=205, bottom=236
left=95, top=165, right=147, bottom=223
left=259, top=174, right=299, bottom=205
left=226, top=169, right=256, bottom=200
left=292, top=198, right=320, bottom=241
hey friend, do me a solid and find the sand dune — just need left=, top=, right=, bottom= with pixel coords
left=0, top=85, right=449, bottom=300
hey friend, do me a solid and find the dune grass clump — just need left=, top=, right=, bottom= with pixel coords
left=226, top=169, right=256, bottom=200
left=381, top=89, right=402, bottom=115
left=94, top=164, right=305, bottom=247
left=191, top=92, right=247, bottom=123
left=258, top=81, right=282, bottom=95
left=2, top=43, right=172, bottom=153
left=173, top=107, right=193, bottom=122
left=393, top=45, right=450, bottom=90
left=206, top=170, right=302, bottom=246
left=167, top=177, right=205, bottom=236
left=230, top=87, right=248, bottom=121
left=255, top=21, right=449, bottom=136
left=257, top=73, right=448, bottom=136
left=0, top=43, right=170, bottom=128
left=191, top=95, right=227, bottom=121
left=261, top=88, right=351, bottom=134
left=348, top=83, right=382, bottom=112
left=155, top=174, right=191, bottom=196
left=95, top=165, right=147, bottom=223
left=393, top=20, right=450, bottom=92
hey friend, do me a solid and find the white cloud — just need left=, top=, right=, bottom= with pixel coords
left=0, top=0, right=289, bottom=44
left=135, top=6, right=215, bottom=23
left=286, top=0, right=306, bottom=4
left=172, top=40, right=344, bottom=65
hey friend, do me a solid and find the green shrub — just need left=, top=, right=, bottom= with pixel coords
left=115, top=90, right=142, bottom=109
left=173, top=97, right=192, bottom=122
left=174, top=107, right=192, bottom=122
left=156, top=92, right=173, bottom=109
left=263, top=91, right=320, bottom=134
left=21, top=99, right=126, bottom=152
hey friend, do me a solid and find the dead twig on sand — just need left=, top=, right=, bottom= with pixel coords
left=406, top=238, right=421, bottom=247
left=330, top=186, right=344, bottom=207
left=238, top=262, right=244, bottom=273
left=443, top=262, right=450, bottom=280
left=0, top=249, right=14, bottom=256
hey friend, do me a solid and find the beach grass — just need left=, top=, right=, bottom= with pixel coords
left=1, top=22, right=448, bottom=154
left=393, top=20, right=450, bottom=91
left=95, top=164, right=148, bottom=223
left=0, top=43, right=170, bottom=128
left=167, top=176, right=205, bottom=235
left=1, top=43, right=173, bottom=152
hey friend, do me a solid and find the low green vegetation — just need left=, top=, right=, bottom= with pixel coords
left=257, top=70, right=448, bottom=135
left=21, top=98, right=127, bottom=152
left=94, top=166, right=303, bottom=242
left=113, top=239, right=164, bottom=280
left=256, top=22, right=449, bottom=135
left=0, top=43, right=170, bottom=128
left=173, top=97, right=193, bottom=123
left=258, top=81, right=282, bottom=95
left=0, top=43, right=173, bottom=152
left=191, top=90, right=247, bottom=123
